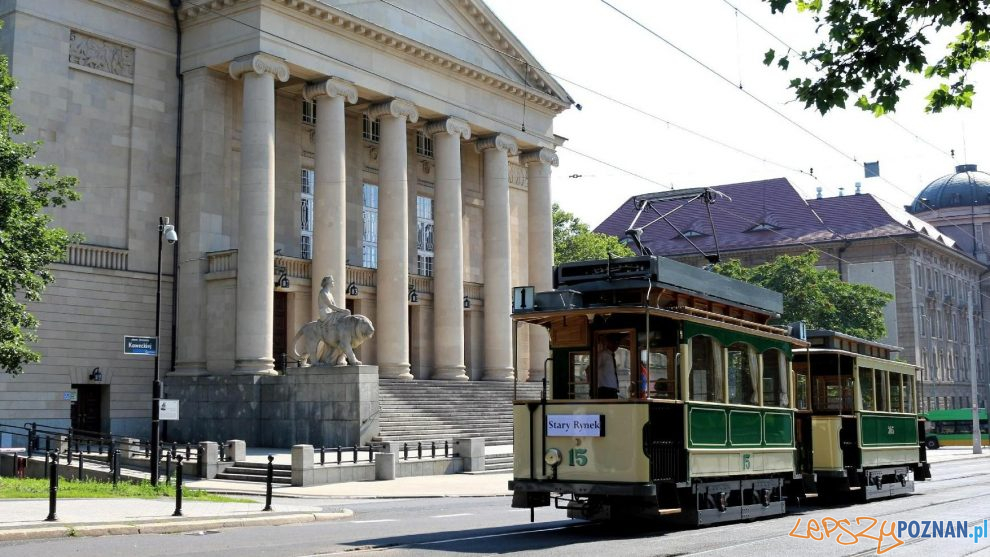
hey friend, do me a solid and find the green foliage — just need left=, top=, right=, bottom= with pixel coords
left=552, top=203, right=634, bottom=265
left=0, top=34, right=81, bottom=375
left=712, top=251, right=893, bottom=340
left=0, top=476, right=252, bottom=502
left=763, top=0, right=990, bottom=114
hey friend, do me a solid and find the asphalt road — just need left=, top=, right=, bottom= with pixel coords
left=3, top=457, right=990, bottom=557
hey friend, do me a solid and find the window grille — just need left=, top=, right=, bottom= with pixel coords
left=415, top=130, right=434, bottom=158
left=362, top=184, right=379, bottom=268
left=300, top=169, right=314, bottom=259
left=416, top=196, right=434, bottom=276
left=362, top=114, right=380, bottom=142
left=302, top=99, right=317, bottom=125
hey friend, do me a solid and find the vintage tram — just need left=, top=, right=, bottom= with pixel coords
left=509, top=255, right=929, bottom=524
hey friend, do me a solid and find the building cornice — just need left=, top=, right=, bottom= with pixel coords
left=178, top=0, right=570, bottom=114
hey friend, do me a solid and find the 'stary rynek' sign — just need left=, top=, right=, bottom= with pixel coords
left=546, top=414, right=605, bottom=437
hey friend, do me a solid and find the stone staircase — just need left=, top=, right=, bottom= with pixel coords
left=376, top=379, right=545, bottom=448
left=215, top=461, right=292, bottom=484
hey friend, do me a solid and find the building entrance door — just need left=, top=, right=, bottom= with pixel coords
left=273, top=292, right=288, bottom=370
left=70, top=385, right=104, bottom=434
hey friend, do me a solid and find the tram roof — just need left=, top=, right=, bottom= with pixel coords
left=552, top=255, right=783, bottom=317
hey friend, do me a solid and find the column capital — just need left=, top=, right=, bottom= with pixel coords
left=424, top=117, right=471, bottom=140
left=475, top=133, right=518, bottom=155
left=228, top=53, right=289, bottom=82
left=367, top=98, right=419, bottom=123
left=520, top=147, right=559, bottom=167
left=303, top=77, right=358, bottom=103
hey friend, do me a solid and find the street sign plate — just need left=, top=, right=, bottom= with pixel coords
left=160, top=399, right=179, bottom=421
left=124, top=336, right=157, bottom=355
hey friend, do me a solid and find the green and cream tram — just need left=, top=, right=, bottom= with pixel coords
left=509, top=255, right=929, bottom=524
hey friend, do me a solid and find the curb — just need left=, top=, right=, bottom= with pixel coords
left=0, top=509, right=353, bottom=542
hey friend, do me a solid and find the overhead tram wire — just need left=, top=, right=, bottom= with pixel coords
left=604, top=0, right=988, bottom=258
left=720, top=0, right=956, bottom=162
left=373, top=0, right=816, bottom=179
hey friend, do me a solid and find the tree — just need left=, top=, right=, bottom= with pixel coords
left=0, top=34, right=80, bottom=375
left=553, top=203, right=634, bottom=265
left=763, top=0, right=990, bottom=114
left=712, top=251, right=892, bottom=340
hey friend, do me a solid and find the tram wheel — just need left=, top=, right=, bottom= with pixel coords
left=925, top=437, right=939, bottom=450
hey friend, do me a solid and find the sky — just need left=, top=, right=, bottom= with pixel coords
left=484, top=0, right=990, bottom=229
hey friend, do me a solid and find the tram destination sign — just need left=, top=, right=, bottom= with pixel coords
left=546, top=414, right=605, bottom=437
left=124, top=336, right=158, bottom=356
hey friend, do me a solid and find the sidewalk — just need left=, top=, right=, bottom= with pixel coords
left=0, top=471, right=512, bottom=542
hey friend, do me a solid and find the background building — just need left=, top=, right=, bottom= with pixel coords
left=596, top=176, right=990, bottom=412
left=0, top=0, right=569, bottom=438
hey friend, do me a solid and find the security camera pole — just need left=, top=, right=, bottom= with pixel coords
left=151, top=216, right=178, bottom=485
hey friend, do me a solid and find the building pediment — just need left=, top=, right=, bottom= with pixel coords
left=178, top=0, right=572, bottom=113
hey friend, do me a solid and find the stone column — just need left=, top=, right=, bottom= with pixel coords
left=368, top=99, right=418, bottom=379
left=427, top=117, right=471, bottom=380
left=521, top=148, right=558, bottom=382
left=303, top=77, right=357, bottom=319
left=229, top=53, right=289, bottom=375
left=477, top=134, right=519, bottom=381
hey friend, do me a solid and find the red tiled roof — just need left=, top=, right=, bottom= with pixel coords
left=594, top=177, right=956, bottom=257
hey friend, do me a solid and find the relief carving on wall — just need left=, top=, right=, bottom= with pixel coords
left=509, top=163, right=527, bottom=188
left=69, top=30, right=135, bottom=79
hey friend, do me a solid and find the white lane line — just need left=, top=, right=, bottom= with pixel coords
left=431, top=513, right=473, bottom=518
left=350, top=519, right=397, bottom=523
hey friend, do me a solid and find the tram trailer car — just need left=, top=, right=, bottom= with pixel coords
left=509, top=255, right=929, bottom=525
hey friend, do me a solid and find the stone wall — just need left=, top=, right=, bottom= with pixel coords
left=166, top=365, right=379, bottom=447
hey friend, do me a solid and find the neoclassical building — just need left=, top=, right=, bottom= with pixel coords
left=0, top=0, right=569, bottom=437
left=596, top=177, right=990, bottom=412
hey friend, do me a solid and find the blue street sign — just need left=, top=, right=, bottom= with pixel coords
left=124, top=336, right=158, bottom=355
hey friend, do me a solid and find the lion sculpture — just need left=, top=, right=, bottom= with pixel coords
left=291, top=314, right=375, bottom=366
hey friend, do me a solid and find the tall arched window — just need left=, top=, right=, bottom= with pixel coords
left=689, top=336, right=722, bottom=402
left=727, top=342, right=758, bottom=405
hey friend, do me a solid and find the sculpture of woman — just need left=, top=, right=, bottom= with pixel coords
left=318, top=275, right=350, bottom=325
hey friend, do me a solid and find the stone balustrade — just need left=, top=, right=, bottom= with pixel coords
left=62, top=243, right=129, bottom=271
left=205, top=249, right=482, bottom=300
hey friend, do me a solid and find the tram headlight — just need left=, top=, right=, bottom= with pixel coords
left=544, top=448, right=562, bottom=467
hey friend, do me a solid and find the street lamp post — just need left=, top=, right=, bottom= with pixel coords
left=151, top=216, right=178, bottom=486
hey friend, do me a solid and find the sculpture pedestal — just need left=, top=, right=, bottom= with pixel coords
left=167, top=365, right=379, bottom=447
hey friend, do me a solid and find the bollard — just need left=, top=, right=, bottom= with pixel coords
left=44, top=451, right=50, bottom=468
left=45, top=451, right=58, bottom=521
left=45, top=436, right=51, bottom=452
left=112, top=450, right=120, bottom=488
left=431, top=441, right=436, bottom=459
left=65, top=447, right=71, bottom=466
left=263, top=455, right=274, bottom=512
left=368, top=446, right=374, bottom=463
left=185, top=443, right=191, bottom=460
left=403, top=443, right=408, bottom=460
left=336, top=446, right=342, bottom=465
left=173, top=455, right=184, bottom=517
left=320, top=446, right=325, bottom=466
left=165, top=450, right=172, bottom=486
left=27, top=423, right=36, bottom=458
left=445, top=440, right=449, bottom=458
left=417, top=442, right=422, bottom=459
left=78, top=450, right=84, bottom=481
left=353, top=445, right=358, bottom=464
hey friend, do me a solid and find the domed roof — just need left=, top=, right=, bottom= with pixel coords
left=908, top=164, right=990, bottom=213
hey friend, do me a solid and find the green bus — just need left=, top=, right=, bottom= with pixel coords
left=923, top=408, right=989, bottom=449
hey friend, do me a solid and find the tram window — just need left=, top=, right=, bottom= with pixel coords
left=903, top=378, right=914, bottom=413
left=689, top=336, right=723, bottom=403
left=889, top=373, right=903, bottom=412
left=795, top=370, right=809, bottom=410
left=813, top=375, right=853, bottom=412
left=648, top=349, right=676, bottom=399
left=859, top=368, right=875, bottom=411
left=570, top=352, right=591, bottom=399
left=876, top=370, right=888, bottom=412
left=728, top=343, right=758, bottom=405
left=761, top=350, right=788, bottom=407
